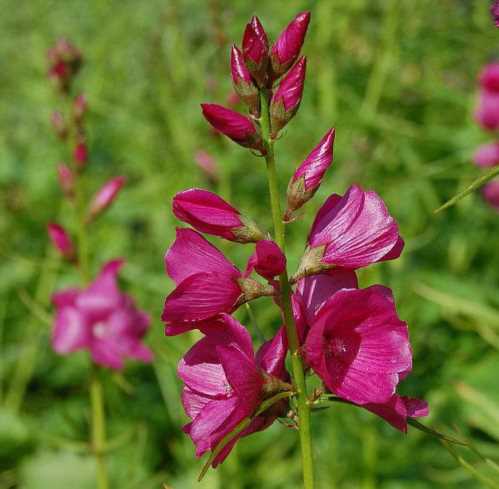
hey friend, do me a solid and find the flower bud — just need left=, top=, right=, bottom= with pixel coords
left=479, top=62, right=499, bottom=92
left=88, top=176, right=126, bottom=221
left=73, top=93, right=87, bottom=122
left=270, top=57, right=306, bottom=137
left=245, top=240, right=286, bottom=280
left=51, top=111, right=67, bottom=140
left=73, top=140, right=88, bottom=167
left=47, top=223, right=75, bottom=261
left=242, top=16, right=269, bottom=87
left=230, top=45, right=260, bottom=116
left=491, top=1, right=499, bottom=27
left=47, top=38, right=82, bottom=92
left=286, top=128, right=335, bottom=217
left=194, top=150, right=219, bottom=182
left=201, top=103, right=265, bottom=153
left=270, top=12, right=311, bottom=79
left=173, top=188, right=264, bottom=243
left=483, top=180, right=499, bottom=211
left=475, top=89, right=499, bottom=131
left=473, top=142, right=499, bottom=168
left=57, top=164, right=75, bottom=198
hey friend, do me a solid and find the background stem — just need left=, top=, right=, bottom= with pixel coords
left=260, top=91, right=315, bottom=489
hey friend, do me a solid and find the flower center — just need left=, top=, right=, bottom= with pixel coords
left=325, top=336, right=348, bottom=359
left=93, top=321, right=107, bottom=338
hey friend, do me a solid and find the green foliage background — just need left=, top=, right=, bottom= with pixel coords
left=1, top=0, right=499, bottom=487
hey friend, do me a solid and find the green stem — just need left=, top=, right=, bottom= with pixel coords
left=260, top=91, right=315, bottom=489
left=90, top=367, right=109, bottom=489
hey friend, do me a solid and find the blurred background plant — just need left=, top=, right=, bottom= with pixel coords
left=1, top=0, right=498, bottom=488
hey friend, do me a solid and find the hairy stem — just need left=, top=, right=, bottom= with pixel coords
left=260, top=91, right=315, bottom=489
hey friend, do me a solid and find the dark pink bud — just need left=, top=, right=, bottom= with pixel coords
left=88, top=176, right=126, bottom=221
left=491, top=1, right=499, bottom=27
left=270, top=57, right=306, bottom=137
left=479, top=63, right=499, bottom=92
left=173, top=188, right=264, bottom=243
left=57, top=164, right=75, bottom=198
left=245, top=240, right=286, bottom=280
left=194, top=150, right=219, bottom=182
left=50, top=111, right=67, bottom=140
left=73, top=93, right=87, bottom=121
left=473, top=142, right=499, bottom=167
left=48, top=223, right=75, bottom=260
left=230, top=45, right=260, bottom=116
left=483, top=180, right=499, bottom=211
left=47, top=39, right=82, bottom=92
left=242, top=16, right=269, bottom=87
left=286, top=128, right=335, bottom=216
left=201, top=104, right=265, bottom=153
left=271, top=12, right=311, bottom=78
left=73, top=141, right=88, bottom=167
left=475, top=89, right=499, bottom=131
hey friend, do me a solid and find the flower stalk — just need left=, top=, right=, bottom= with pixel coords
left=260, top=89, right=315, bottom=489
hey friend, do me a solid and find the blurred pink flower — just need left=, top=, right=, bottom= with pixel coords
left=88, top=176, right=126, bottom=221
left=52, top=260, right=153, bottom=369
left=57, top=164, right=75, bottom=198
left=271, top=12, right=311, bottom=78
left=304, top=285, right=412, bottom=405
left=473, top=142, right=499, bottom=167
left=73, top=93, right=87, bottom=121
left=73, top=141, right=88, bottom=167
left=483, top=180, right=499, bottom=210
left=51, top=111, right=67, bottom=139
left=47, top=38, right=82, bottom=92
left=491, top=1, right=499, bottom=27
left=173, top=188, right=264, bottom=243
left=475, top=89, right=499, bottom=131
left=194, top=150, right=219, bottom=181
left=479, top=62, right=499, bottom=92
left=47, top=223, right=75, bottom=260
left=179, top=314, right=288, bottom=467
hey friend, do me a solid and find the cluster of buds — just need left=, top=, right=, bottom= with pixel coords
left=473, top=63, right=499, bottom=211
left=163, top=12, right=428, bottom=475
left=45, top=41, right=151, bottom=370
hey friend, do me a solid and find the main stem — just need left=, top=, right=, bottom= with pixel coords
left=260, top=91, right=314, bottom=489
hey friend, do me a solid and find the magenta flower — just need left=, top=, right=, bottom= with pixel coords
left=162, top=229, right=243, bottom=334
left=173, top=188, right=264, bottom=243
left=230, top=46, right=259, bottom=116
left=473, top=142, right=499, bottom=167
left=47, top=223, right=75, bottom=261
left=245, top=240, right=286, bottom=280
left=479, top=62, right=499, bottom=92
left=475, top=89, right=499, bottom=131
left=483, top=180, right=499, bottom=211
left=304, top=285, right=412, bottom=405
left=491, top=1, right=499, bottom=27
left=47, top=38, right=82, bottom=92
left=286, top=128, right=335, bottom=216
left=57, top=164, right=75, bottom=198
left=242, top=16, right=269, bottom=87
left=179, top=314, right=289, bottom=467
left=195, top=150, right=219, bottom=182
left=73, top=141, right=88, bottom=167
left=270, top=57, right=307, bottom=137
left=88, top=176, right=126, bottom=221
left=271, top=12, right=311, bottom=78
left=363, top=395, right=428, bottom=433
left=296, top=185, right=403, bottom=277
left=52, top=260, right=153, bottom=370
left=201, top=104, right=265, bottom=153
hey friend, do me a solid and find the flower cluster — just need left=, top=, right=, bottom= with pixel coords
left=46, top=39, right=152, bottom=370
left=163, top=13, right=427, bottom=472
left=473, top=62, right=499, bottom=210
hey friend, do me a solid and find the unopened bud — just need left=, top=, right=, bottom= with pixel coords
left=73, top=93, right=87, bottom=122
left=47, top=223, right=76, bottom=261
left=57, top=164, right=75, bottom=198
left=242, top=16, right=270, bottom=88
left=87, top=176, right=126, bottom=221
left=230, top=45, right=260, bottom=116
left=51, top=111, right=67, bottom=140
left=73, top=140, right=88, bottom=167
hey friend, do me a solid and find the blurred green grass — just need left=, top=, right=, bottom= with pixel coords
left=1, top=0, right=499, bottom=488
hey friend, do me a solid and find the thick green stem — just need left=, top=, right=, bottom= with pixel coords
left=90, top=367, right=109, bottom=489
left=260, top=91, right=315, bottom=489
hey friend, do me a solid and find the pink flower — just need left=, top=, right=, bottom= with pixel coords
left=363, top=395, right=428, bottom=433
left=52, top=260, right=153, bottom=370
left=47, top=223, right=75, bottom=260
left=271, top=12, right=311, bottom=78
left=242, top=16, right=269, bottom=87
left=483, top=180, right=499, bottom=211
left=479, top=63, right=499, bottom=92
left=179, top=314, right=289, bottom=467
left=270, top=57, right=307, bottom=137
left=201, top=104, right=265, bottom=153
left=491, top=1, right=499, bottom=27
left=473, top=142, right=499, bottom=167
left=88, top=176, right=126, bottom=221
left=162, top=229, right=243, bottom=334
left=296, top=185, right=403, bottom=277
left=194, top=150, right=219, bottom=182
left=230, top=46, right=259, bottom=116
left=304, top=285, right=412, bottom=405
left=57, top=164, right=75, bottom=198
left=173, top=189, right=264, bottom=243
left=286, top=128, right=335, bottom=215
left=47, top=38, right=82, bottom=92
left=475, top=89, right=499, bottom=131
left=245, top=240, right=286, bottom=280
left=73, top=141, right=88, bottom=167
